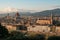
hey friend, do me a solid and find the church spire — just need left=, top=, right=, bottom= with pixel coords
left=50, top=12, right=53, bottom=25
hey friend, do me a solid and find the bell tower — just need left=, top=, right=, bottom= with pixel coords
left=50, top=12, right=56, bottom=32
left=6, top=13, right=10, bottom=19
left=50, top=13, right=53, bottom=25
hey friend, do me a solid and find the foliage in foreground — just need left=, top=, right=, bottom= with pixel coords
left=48, top=36, right=60, bottom=40
left=5, top=31, right=45, bottom=40
left=0, top=23, right=9, bottom=39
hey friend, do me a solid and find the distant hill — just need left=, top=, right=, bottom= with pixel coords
left=0, top=8, right=60, bottom=17
left=25, top=8, right=60, bottom=17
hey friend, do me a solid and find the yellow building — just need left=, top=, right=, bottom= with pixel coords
left=27, top=25, right=50, bottom=32
left=5, top=25, right=17, bottom=31
left=36, top=19, right=51, bottom=25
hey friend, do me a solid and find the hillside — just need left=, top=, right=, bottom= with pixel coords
left=0, top=8, right=60, bottom=17
left=27, top=8, right=60, bottom=17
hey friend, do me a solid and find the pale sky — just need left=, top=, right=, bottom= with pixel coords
left=0, top=0, right=60, bottom=11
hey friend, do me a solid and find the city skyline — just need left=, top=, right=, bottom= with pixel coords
left=0, top=0, right=60, bottom=11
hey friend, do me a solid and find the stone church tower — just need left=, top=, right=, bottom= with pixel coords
left=50, top=13, right=53, bottom=25
left=50, top=12, right=56, bottom=32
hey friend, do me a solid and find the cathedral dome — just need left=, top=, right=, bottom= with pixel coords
left=15, top=12, right=20, bottom=17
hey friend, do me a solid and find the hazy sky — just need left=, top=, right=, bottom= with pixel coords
left=0, top=0, right=60, bottom=11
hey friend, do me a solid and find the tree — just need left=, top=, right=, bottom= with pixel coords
left=6, top=31, right=26, bottom=40
left=26, top=32, right=45, bottom=40
left=53, top=20, right=60, bottom=26
left=48, top=36, right=60, bottom=40
left=0, top=23, right=9, bottom=38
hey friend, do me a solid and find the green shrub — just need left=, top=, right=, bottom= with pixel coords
left=48, top=36, right=60, bottom=40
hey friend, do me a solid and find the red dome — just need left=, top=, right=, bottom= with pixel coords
left=15, top=12, right=20, bottom=16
